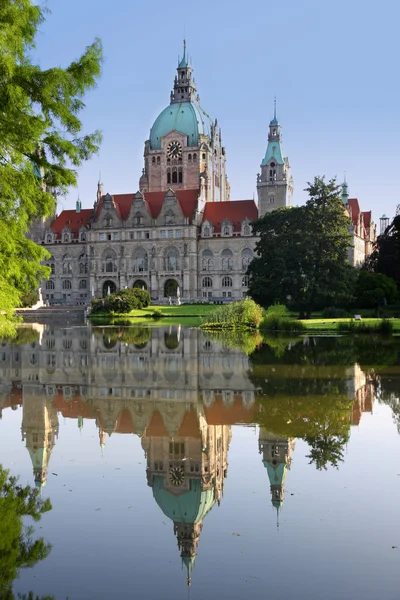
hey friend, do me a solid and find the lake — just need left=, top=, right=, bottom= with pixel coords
left=1, top=324, right=400, bottom=600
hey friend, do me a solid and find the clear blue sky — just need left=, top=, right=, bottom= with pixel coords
left=33, top=0, right=400, bottom=222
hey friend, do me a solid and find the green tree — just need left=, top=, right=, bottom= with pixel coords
left=365, top=213, right=400, bottom=289
left=248, top=177, right=355, bottom=317
left=0, top=466, right=52, bottom=598
left=0, top=1, right=102, bottom=329
left=353, top=270, right=398, bottom=308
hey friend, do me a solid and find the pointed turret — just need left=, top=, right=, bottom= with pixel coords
left=258, top=430, right=296, bottom=512
left=171, top=40, right=197, bottom=104
left=341, top=176, right=349, bottom=205
left=257, top=100, right=292, bottom=215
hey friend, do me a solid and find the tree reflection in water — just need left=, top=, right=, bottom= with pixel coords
left=0, top=466, right=52, bottom=600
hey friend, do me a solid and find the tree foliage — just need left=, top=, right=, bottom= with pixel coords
left=248, top=177, right=355, bottom=317
left=0, top=1, right=103, bottom=321
left=0, top=466, right=52, bottom=598
left=353, top=270, right=398, bottom=308
left=91, top=288, right=151, bottom=314
left=365, top=214, right=400, bottom=289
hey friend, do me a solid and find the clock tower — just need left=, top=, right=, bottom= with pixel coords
left=257, top=101, right=293, bottom=216
left=139, top=42, right=230, bottom=202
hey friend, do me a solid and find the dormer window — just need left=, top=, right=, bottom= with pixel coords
left=165, top=210, right=174, bottom=226
left=46, top=234, right=53, bottom=244
left=134, top=212, right=143, bottom=227
left=203, top=226, right=210, bottom=237
left=63, top=233, right=70, bottom=243
left=104, top=215, right=113, bottom=228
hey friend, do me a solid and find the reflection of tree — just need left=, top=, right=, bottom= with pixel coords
left=204, top=330, right=263, bottom=355
left=305, top=433, right=348, bottom=471
left=0, top=466, right=52, bottom=598
left=248, top=338, right=357, bottom=470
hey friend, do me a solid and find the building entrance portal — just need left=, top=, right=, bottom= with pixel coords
left=103, top=280, right=117, bottom=297
left=164, top=279, right=179, bottom=298
left=133, top=280, right=147, bottom=290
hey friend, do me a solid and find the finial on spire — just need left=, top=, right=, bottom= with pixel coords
left=274, top=96, right=277, bottom=120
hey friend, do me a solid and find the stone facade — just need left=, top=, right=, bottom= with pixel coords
left=31, top=44, right=375, bottom=305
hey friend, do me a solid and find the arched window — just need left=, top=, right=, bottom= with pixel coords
left=46, top=234, right=52, bottom=243
left=202, top=277, right=212, bottom=288
left=188, top=153, right=192, bottom=161
left=102, top=249, right=117, bottom=273
left=133, top=248, right=148, bottom=272
left=202, top=249, right=213, bottom=271
left=269, top=169, right=276, bottom=181
left=157, top=156, right=160, bottom=164
left=178, top=168, right=183, bottom=183
left=193, top=153, right=197, bottom=160
left=221, top=249, right=233, bottom=271
left=172, top=170, right=178, bottom=184
left=79, top=279, right=87, bottom=289
left=167, top=169, right=171, bottom=184
left=63, top=233, right=69, bottom=243
left=222, top=276, right=233, bottom=287
left=134, top=212, right=143, bottom=227
left=62, top=257, right=72, bottom=274
left=152, top=157, right=156, bottom=164
left=202, top=153, right=206, bottom=160
left=241, top=248, right=253, bottom=270
left=103, top=215, right=113, bottom=227
left=165, top=247, right=179, bottom=271
left=62, top=280, right=72, bottom=290
left=50, top=264, right=55, bottom=275
left=46, top=280, right=55, bottom=290
left=203, top=226, right=210, bottom=237
left=80, top=231, right=86, bottom=242
left=270, top=196, right=275, bottom=204
left=242, top=275, right=249, bottom=287
left=242, top=222, right=251, bottom=236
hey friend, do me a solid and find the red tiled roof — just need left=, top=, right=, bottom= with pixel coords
left=177, top=410, right=201, bottom=438
left=362, top=211, right=371, bottom=228
left=143, top=189, right=199, bottom=219
left=347, top=198, right=360, bottom=227
left=53, top=393, right=95, bottom=419
left=95, top=189, right=199, bottom=222
left=203, top=200, right=258, bottom=232
left=145, top=410, right=168, bottom=437
left=115, top=407, right=135, bottom=434
left=51, top=209, right=93, bottom=239
left=204, top=397, right=258, bottom=425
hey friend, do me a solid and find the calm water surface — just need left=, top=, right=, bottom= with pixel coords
left=1, top=324, right=400, bottom=600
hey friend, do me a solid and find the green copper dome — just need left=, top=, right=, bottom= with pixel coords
left=152, top=476, right=215, bottom=523
left=149, top=102, right=212, bottom=150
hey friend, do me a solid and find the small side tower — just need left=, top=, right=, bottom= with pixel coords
left=257, top=100, right=292, bottom=216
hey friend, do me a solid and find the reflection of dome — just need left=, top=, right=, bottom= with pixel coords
left=263, top=461, right=287, bottom=486
left=153, top=476, right=215, bottom=523
left=149, top=102, right=212, bottom=150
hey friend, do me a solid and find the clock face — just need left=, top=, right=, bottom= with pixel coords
left=169, top=465, right=185, bottom=487
left=167, top=140, right=183, bottom=159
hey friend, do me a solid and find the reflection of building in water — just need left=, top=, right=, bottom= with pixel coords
left=350, top=364, right=374, bottom=425
left=21, top=387, right=59, bottom=489
left=142, top=406, right=230, bottom=585
left=258, top=429, right=295, bottom=512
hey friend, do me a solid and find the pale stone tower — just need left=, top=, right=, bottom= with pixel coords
left=140, top=41, right=229, bottom=202
left=21, top=392, right=59, bottom=489
left=257, top=101, right=292, bottom=216
left=258, top=429, right=295, bottom=511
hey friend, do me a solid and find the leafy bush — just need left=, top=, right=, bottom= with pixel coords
left=151, top=309, right=163, bottom=320
left=260, top=314, right=306, bottom=332
left=265, top=303, right=290, bottom=316
left=201, top=299, right=263, bottom=330
left=322, top=307, right=350, bottom=318
left=19, top=289, right=39, bottom=307
left=90, top=288, right=151, bottom=314
left=353, top=271, right=398, bottom=308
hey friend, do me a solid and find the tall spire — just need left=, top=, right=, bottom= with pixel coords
left=341, top=175, right=349, bottom=205
left=178, top=39, right=188, bottom=68
left=171, top=42, right=196, bottom=104
left=270, top=97, right=278, bottom=126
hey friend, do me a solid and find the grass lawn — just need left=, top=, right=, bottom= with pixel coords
left=89, top=303, right=217, bottom=326
left=300, top=317, right=400, bottom=332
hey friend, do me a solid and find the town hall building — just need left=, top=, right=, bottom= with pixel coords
left=33, top=42, right=375, bottom=305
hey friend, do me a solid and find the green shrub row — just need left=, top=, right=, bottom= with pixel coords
left=91, top=288, right=151, bottom=314
left=201, top=299, right=263, bottom=330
